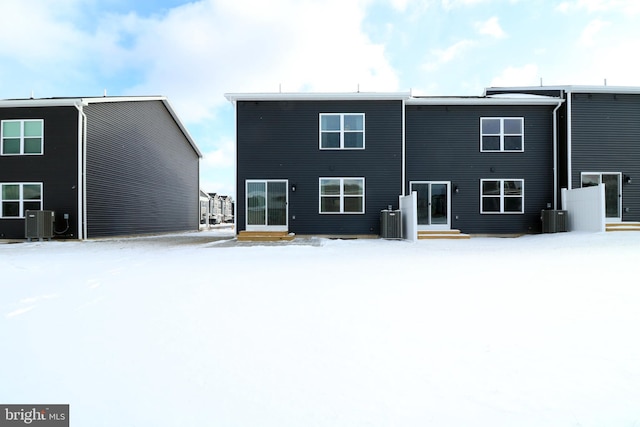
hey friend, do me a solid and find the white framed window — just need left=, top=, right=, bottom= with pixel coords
left=480, top=179, right=524, bottom=214
left=319, top=113, right=365, bottom=149
left=1, top=183, right=43, bottom=218
left=480, top=117, right=523, bottom=152
left=319, top=178, right=365, bottom=214
left=1, top=119, right=44, bottom=155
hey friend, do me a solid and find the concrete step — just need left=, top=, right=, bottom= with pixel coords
left=237, top=231, right=296, bottom=242
left=606, top=222, right=640, bottom=232
left=418, top=230, right=470, bottom=240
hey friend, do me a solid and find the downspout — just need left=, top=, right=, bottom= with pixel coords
left=552, top=99, right=563, bottom=209
left=566, top=90, right=573, bottom=190
left=73, top=102, right=88, bottom=240
left=401, top=97, right=407, bottom=197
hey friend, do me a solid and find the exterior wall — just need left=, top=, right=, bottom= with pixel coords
left=405, top=104, right=555, bottom=234
left=0, top=106, right=79, bottom=239
left=569, top=92, right=640, bottom=221
left=84, top=101, right=200, bottom=237
left=236, top=100, right=403, bottom=235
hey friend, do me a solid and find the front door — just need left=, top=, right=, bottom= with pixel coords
left=410, top=181, right=451, bottom=230
left=581, top=172, right=622, bottom=222
left=246, top=180, right=288, bottom=231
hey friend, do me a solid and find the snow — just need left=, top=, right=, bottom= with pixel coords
left=2, top=230, right=640, bottom=426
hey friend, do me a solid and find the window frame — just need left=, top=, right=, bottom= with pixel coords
left=1, top=182, right=43, bottom=218
left=319, top=177, right=365, bottom=214
left=1, top=119, right=44, bottom=156
left=480, top=179, right=524, bottom=214
left=319, top=113, right=365, bottom=150
left=480, top=117, right=524, bottom=152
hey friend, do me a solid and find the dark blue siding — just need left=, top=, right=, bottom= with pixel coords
left=236, top=100, right=403, bottom=235
left=406, top=104, right=555, bottom=234
left=570, top=93, right=640, bottom=221
left=85, top=101, right=200, bottom=237
left=0, top=106, right=79, bottom=239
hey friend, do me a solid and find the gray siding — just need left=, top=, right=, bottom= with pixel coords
left=406, top=104, right=555, bottom=234
left=84, top=101, right=200, bottom=237
left=0, top=106, right=79, bottom=239
left=570, top=92, right=640, bottom=221
left=236, top=100, right=403, bottom=235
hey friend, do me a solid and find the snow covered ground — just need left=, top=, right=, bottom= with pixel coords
left=2, top=230, right=639, bottom=426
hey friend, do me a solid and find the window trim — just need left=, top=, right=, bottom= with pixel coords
left=480, top=117, right=524, bottom=152
left=319, top=113, right=365, bottom=150
left=480, top=179, right=524, bottom=214
left=319, top=177, right=365, bottom=214
left=1, top=182, right=44, bottom=218
left=1, top=119, right=44, bottom=156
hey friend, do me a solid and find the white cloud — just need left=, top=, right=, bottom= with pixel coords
left=422, top=40, right=476, bottom=71
left=475, top=16, right=507, bottom=39
left=489, top=64, right=540, bottom=88
left=579, top=19, right=610, bottom=46
left=441, top=0, right=488, bottom=10
left=556, top=0, right=640, bottom=14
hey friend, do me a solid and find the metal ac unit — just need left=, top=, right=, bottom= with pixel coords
left=380, top=209, right=402, bottom=239
left=25, top=210, right=55, bottom=241
left=541, top=210, right=568, bottom=233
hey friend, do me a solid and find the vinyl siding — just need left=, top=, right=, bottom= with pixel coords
left=84, top=101, right=200, bottom=237
left=236, top=100, right=403, bottom=235
left=406, top=104, right=555, bottom=234
left=570, top=92, right=640, bottom=221
left=0, top=106, right=79, bottom=239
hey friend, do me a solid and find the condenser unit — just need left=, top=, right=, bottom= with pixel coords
left=25, top=210, right=55, bottom=241
left=380, top=209, right=402, bottom=239
left=541, top=210, right=568, bottom=233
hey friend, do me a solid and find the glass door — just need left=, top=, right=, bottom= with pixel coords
left=410, top=181, right=451, bottom=230
left=246, top=180, right=288, bottom=231
left=581, top=172, right=622, bottom=222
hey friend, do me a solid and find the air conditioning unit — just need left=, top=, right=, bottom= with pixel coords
left=25, top=210, right=55, bottom=241
left=541, top=210, right=568, bottom=233
left=380, top=209, right=402, bottom=239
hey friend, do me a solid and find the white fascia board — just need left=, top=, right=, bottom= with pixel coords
left=486, top=85, right=640, bottom=95
left=224, top=92, right=412, bottom=104
left=406, top=96, right=564, bottom=106
left=0, top=98, right=88, bottom=108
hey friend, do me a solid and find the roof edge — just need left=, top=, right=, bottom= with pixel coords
left=225, top=92, right=412, bottom=103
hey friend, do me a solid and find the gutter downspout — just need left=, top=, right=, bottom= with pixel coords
left=552, top=99, right=563, bottom=210
left=73, top=102, right=88, bottom=240
left=401, top=97, right=407, bottom=197
left=566, top=90, right=573, bottom=190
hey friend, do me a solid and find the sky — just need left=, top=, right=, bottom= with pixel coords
left=1, top=0, right=640, bottom=196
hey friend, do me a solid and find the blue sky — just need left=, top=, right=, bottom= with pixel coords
left=2, top=0, right=639, bottom=196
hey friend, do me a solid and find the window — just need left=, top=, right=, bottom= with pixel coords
left=320, top=113, right=365, bottom=149
left=1, top=183, right=43, bottom=218
left=319, top=178, right=364, bottom=213
left=1, top=120, right=44, bottom=155
left=481, top=179, right=523, bottom=214
left=480, top=117, right=523, bottom=152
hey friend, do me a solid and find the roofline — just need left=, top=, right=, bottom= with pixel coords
left=485, top=85, right=640, bottom=95
left=406, top=95, right=564, bottom=106
left=225, top=92, right=412, bottom=103
left=0, top=96, right=202, bottom=158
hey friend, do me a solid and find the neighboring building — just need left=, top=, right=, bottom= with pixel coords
left=226, top=91, right=564, bottom=237
left=0, top=96, right=202, bottom=240
left=208, top=192, right=223, bottom=224
left=485, top=85, right=640, bottom=224
left=220, top=195, right=234, bottom=223
left=200, top=190, right=211, bottom=225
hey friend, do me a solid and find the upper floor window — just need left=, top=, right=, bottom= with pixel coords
left=319, top=177, right=365, bottom=214
left=320, top=113, right=365, bottom=149
left=1, top=183, right=43, bottom=218
left=480, top=179, right=524, bottom=214
left=480, top=117, right=523, bottom=152
left=1, top=119, right=44, bottom=155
